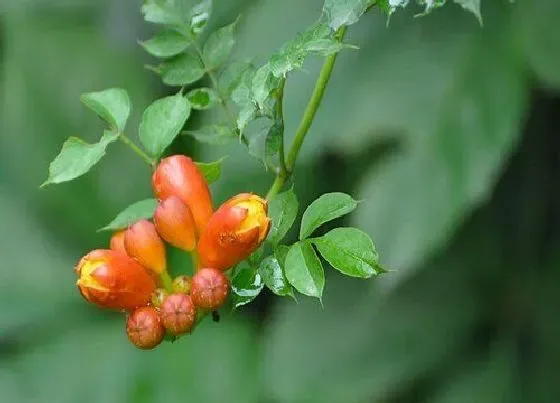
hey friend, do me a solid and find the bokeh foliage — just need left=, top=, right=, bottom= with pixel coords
left=1, top=0, right=560, bottom=402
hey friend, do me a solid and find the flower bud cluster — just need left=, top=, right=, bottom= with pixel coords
left=74, top=155, right=270, bottom=349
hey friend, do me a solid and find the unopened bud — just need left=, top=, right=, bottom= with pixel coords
left=109, top=230, right=127, bottom=255
left=126, top=306, right=165, bottom=350
left=172, top=275, right=192, bottom=294
left=190, top=268, right=229, bottom=310
left=154, top=196, right=197, bottom=252
left=197, top=193, right=270, bottom=270
left=124, top=220, right=167, bottom=275
left=160, top=293, right=196, bottom=335
left=151, top=288, right=168, bottom=308
left=152, top=155, right=214, bottom=234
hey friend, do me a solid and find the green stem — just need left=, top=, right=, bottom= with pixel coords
left=119, top=135, right=155, bottom=167
left=275, top=78, right=288, bottom=177
left=193, top=26, right=347, bottom=327
left=286, top=26, right=346, bottom=171
left=187, top=31, right=240, bottom=135
left=266, top=26, right=347, bottom=200
left=190, top=248, right=200, bottom=270
left=159, top=271, right=173, bottom=293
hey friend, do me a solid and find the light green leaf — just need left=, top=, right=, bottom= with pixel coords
left=231, top=64, right=259, bottom=129
left=252, top=63, right=281, bottom=111
left=313, top=227, right=381, bottom=278
left=189, top=0, right=212, bottom=35
left=231, top=263, right=264, bottom=308
left=99, top=198, right=158, bottom=231
left=268, top=188, right=298, bottom=245
left=275, top=244, right=290, bottom=267
left=183, top=125, right=236, bottom=145
left=285, top=242, right=324, bottom=299
left=259, top=254, right=294, bottom=297
left=139, top=93, right=191, bottom=158
left=140, top=29, right=190, bottom=58
left=195, top=158, right=224, bottom=184
left=219, top=61, right=254, bottom=96
left=453, top=0, right=482, bottom=24
left=41, top=131, right=118, bottom=187
left=98, top=199, right=158, bottom=231
left=141, top=0, right=212, bottom=33
left=322, top=0, right=373, bottom=30
left=202, top=19, right=238, bottom=69
left=80, top=88, right=131, bottom=132
left=187, top=87, right=219, bottom=110
left=231, top=64, right=256, bottom=106
left=247, top=118, right=283, bottom=171
left=141, top=0, right=182, bottom=26
left=300, top=192, right=358, bottom=239
left=152, top=52, right=205, bottom=86
left=268, top=23, right=353, bottom=78
left=237, top=104, right=258, bottom=131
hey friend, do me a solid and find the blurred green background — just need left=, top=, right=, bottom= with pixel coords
left=1, top=0, right=560, bottom=402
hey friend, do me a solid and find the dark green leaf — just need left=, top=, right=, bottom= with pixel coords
left=152, top=52, right=205, bottom=86
left=80, top=88, right=131, bottom=132
left=188, top=0, right=212, bottom=35
left=247, top=117, right=283, bottom=171
left=313, top=227, right=381, bottom=278
left=195, top=158, right=224, bottom=184
left=99, top=198, right=158, bottom=231
left=247, top=247, right=265, bottom=268
left=202, top=19, right=238, bottom=69
left=186, top=88, right=219, bottom=110
left=322, top=0, right=373, bottom=30
left=183, top=125, right=236, bottom=145
left=268, top=188, right=298, bottom=245
left=139, top=93, right=191, bottom=158
left=300, top=192, right=358, bottom=239
left=140, top=29, right=190, bottom=58
left=430, top=342, right=516, bottom=403
left=351, top=5, right=525, bottom=274
left=219, top=61, right=254, bottom=96
left=285, top=242, right=324, bottom=299
left=231, top=263, right=264, bottom=308
left=259, top=254, right=294, bottom=297
left=518, top=0, right=560, bottom=88
left=41, top=131, right=118, bottom=187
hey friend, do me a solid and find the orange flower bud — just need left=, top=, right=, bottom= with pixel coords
left=197, top=193, right=271, bottom=270
left=190, top=268, right=229, bottom=310
left=124, top=220, right=167, bottom=275
left=153, top=196, right=196, bottom=251
left=75, top=249, right=156, bottom=311
left=160, top=293, right=196, bottom=335
left=152, top=155, right=213, bottom=234
left=109, top=230, right=127, bottom=255
left=126, top=306, right=165, bottom=350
